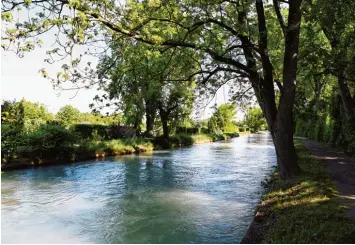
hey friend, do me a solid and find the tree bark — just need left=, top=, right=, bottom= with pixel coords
left=337, top=74, right=355, bottom=120
left=270, top=0, right=303, bottom=178
left=159, top=107, right=169, bottom=139
left=247, top=0, right=303, bottom=179
left=145, top=103, right=156, bottom=136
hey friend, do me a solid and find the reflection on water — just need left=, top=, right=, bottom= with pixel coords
left=2, top=132, right=276, bottom=244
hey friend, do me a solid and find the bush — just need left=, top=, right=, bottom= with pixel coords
left=73, top=124, right=110, bottom=140
left=23, top=124, right=76, bottom=160
left=224, top=132, right=240, bottom=138
left=1, top=125, right=24, bottom=163
left=175, top=126, right=199, bottom=135
left=199, top=127, right=209, bottom=134
left=169, top=134, right=194, bottom=147
left=76, top=137, right=153, bottom=156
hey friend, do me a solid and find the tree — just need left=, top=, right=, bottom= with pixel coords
left=244, top=107, right=266, bottom=133
left=1, top=99, right=24, bottom=126
left=56, top=105, right=81, bottom=126
left=307, top=0, right=355, bottom=122
left=22, top=99, right=54, bottom=132
left=208, top=103, right=237, bottom=133
left=93, top=40, right=197, bottom=138
left=1, top=99, right=53, bottom=132
left=2, top=0, right=305, bottom=179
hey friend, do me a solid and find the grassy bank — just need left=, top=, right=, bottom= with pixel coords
left=242, top=140, right=355, bottom=243
left=169, top=132, right=240, bottom=147
left=2, top=133, right=239, bottom=171
left=76, top=137, right=154, bottom=157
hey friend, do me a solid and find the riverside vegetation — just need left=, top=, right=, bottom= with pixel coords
left=1, top=99, right=250, bottom=170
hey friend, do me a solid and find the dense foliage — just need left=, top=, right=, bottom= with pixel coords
left=207, top=103, right=238, bottom=133
left=1, top=99, right=241, bottom=167
left=243, top=107, right=267, bottom=133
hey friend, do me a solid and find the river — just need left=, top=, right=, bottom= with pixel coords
left=1, top=132, right=276, bottom=244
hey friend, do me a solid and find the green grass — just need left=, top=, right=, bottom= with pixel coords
left=76, top=137, right=154, bottom=156
left=258, top=140, right=355, bottom=243
left=169, top=133, right=239, bottom=147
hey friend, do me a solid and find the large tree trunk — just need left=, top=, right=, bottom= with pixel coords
left=272, top=0, right=303, bottom=179
left=159, top=107, right=169, bottom=139
left=161, top=117, right=169, bottom=139
left=337, top=74, right=355, bottom=120
left=249, top=0, right=303, bottom=179
left=273, top=92, right=302, bottom=179
left=145, top=104, right=156, bottom=136
left=145, top=113, right=154, bottom=136
left=258, top=81, right=302, bottom=179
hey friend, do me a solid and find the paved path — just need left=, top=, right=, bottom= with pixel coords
left=301, top=139, right=355, bottom=220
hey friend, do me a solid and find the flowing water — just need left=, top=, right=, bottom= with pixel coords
left=1, top=132, right=276, bottom=244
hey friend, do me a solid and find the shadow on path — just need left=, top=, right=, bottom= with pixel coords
left=301, top=139, right=355, bottom=220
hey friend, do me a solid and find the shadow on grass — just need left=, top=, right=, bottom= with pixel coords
left=248, top=140, right=355, bottom=243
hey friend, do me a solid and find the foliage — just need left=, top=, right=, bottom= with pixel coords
left=258, top=141, right=355, bottom=243
left=1, top=125, right=24, bottom=163
left=56, top=105, right=82, bottom=126
left=294, top=77, right=355, bottom=153
left=168, top=134, right=195, bottom=148
left=1, top=99, right=53, bottom=132
left=22, top=124, right=77, bottom=161
left=76, top=138, right=154, bottom=156
left=80, top=112, right=123, bottom=125
left=1, top=100, right=24, bottom=126
left=244, top=107, right=266, bottom=133
left=292, top=0, right=355, bottom=154
left=208, top=103, right=238, bottom=133
left=73, top=124, right=111, bottom=140
left=175, top=126, right=199, bottom=135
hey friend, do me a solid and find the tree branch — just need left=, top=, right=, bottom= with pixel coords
left=273, top=0, right=286, bottom=36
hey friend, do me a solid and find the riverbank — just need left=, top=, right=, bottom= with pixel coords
left=241, top=139, right=355, bottom=243
left=1, top=132, right=241, bottom=171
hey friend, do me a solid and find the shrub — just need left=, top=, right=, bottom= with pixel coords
left=1, top=125, right=24, bottom=163
left=76, top=137, right=153, bottom=156
left=23, top=124, right=76, bottom=160
left=175, top=126, right=199, bottom=135
left=224, top=132, right=240, bottom=138
left=73, top=124, right=110, bottom=140
left=169, top=134, right=194, bottom=147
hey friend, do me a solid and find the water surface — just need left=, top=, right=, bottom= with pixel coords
left=2, top=132, right=276, bottom=243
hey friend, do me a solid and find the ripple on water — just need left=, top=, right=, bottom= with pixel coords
left=1, top=133, right=276, bottom=243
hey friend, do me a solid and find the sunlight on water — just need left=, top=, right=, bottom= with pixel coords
left=2, top=133, right=276, bottom=244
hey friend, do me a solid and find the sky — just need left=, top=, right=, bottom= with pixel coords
left=1, top=43, right=101, bottom=114
left=1, top=41, right=237, bottom=120
left=1, top=20, right=243, bottom=120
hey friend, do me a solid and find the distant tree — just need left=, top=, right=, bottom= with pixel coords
left=208, top=103, right=237, bottom=133
left=244, top=107, right=266, bottom=133
left=1, top=99, right=53, bottom=132
left=1, top=100, right=24, bottom=126
left=22, top=99, right=54, bottom=132
left=56, top=105, right=81, bottom=126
